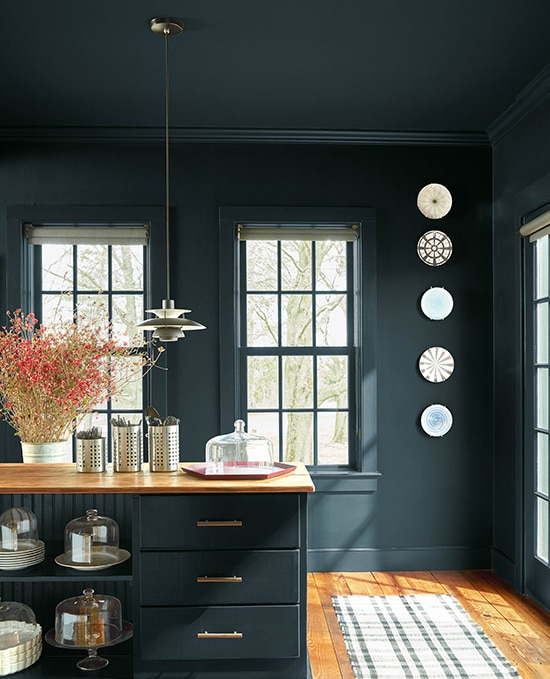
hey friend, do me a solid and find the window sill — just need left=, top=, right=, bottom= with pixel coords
left=307, top=469, right=381, bottom=493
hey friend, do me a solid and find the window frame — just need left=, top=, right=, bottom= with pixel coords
left=219, top=206, right=379, bottom=487
left=5, top=205, right=168, bottom=462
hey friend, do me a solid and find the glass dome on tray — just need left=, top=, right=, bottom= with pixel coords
left=182, top=420, right=295, bottom=479
left=54, top=509, right=130, bottom=570
left=45, top=588, right=132, bottom=671
left=0, top=507, right=44, bottom=570
left=0, top=598, right=42, bottom=675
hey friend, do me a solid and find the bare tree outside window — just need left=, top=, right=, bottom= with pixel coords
left=243, top=238, right=351, bottom=465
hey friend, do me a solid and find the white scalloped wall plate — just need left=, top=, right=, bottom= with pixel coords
left=418, top=346, right=455, bottom=383
left=421, top=404, right=453, bottom=437
left=420, top=287, right=454, bottom=320
left=417, top=183, right=452, bottom=219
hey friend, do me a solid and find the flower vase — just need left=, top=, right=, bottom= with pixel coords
left=20, top=440, right=70, bottom=463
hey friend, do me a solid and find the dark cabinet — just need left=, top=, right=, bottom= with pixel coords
left=134, top=492, right=310, bottom=679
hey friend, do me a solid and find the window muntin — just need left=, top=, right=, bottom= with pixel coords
left=240, top=235, right=356, bottom=467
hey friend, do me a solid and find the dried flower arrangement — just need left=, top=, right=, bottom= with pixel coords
left=0, top=308, right=162, bottom=444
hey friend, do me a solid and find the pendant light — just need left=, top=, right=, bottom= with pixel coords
left=137, top=17, right=206, bottom=342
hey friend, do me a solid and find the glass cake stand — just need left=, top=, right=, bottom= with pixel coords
left=45, top=621, right=133, bottom=671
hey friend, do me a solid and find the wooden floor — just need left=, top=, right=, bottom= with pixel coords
left=308, top=570, right=550, bottom=679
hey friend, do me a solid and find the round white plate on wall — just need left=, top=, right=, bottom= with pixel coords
left=418, top=347, right=455, bottom=383
left=416, top=229, right=453, bottom=266
left=420, top=287, right=454, bottom=320
left=417, top=183, right=452, bottom=219
left=420, top=404, right=453, bottom=437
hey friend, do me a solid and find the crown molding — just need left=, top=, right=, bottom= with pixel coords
left=0, top=126, right=489, bottom=147
left=487, top=62, right=550, bottom=144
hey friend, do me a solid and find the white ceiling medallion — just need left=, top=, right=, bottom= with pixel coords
left=420, top=286, right=454, bottom=320
left=417, top=229, right=453, bottom=266
left=417, top=183, right=452, bottom=219
left=418, top=347, right=455, bottom=383
left=420, top=404, right=453, bottom=437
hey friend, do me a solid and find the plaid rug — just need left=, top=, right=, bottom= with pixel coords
left=332, top=594, right=522, bottom=678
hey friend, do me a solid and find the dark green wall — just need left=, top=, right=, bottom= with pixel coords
left=0, top=140, right=493, bottom=570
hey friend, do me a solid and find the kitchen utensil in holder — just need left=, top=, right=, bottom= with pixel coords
left=112, top=425, right=142, bottom=473
left=148, top=424, right=179, bottom=472
left=76, top=439, right=106, bottom=473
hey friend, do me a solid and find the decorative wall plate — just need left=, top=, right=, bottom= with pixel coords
left=417, top=183, right=452, bottom=219
left=417, top=230, right=453, bottom=266
left=418, top=346, right=455, bottom=383
left=420, top=404, right=453, bottom=437
left=420, top=287, right=454, bottom=320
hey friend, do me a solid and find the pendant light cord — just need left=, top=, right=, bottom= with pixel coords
left=164, top=27, right=171, bottom=302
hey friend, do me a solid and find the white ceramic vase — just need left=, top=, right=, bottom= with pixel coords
left=20, top=440, right=70, bottom=463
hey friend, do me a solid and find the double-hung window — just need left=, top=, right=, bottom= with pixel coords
left=220, top=207, right=376, bottom=473
left=5, top=206, right=167, bottom=460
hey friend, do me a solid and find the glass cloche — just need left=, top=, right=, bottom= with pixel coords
left=54, top=589, right=122, bottom=647
left=0, top=507, right=44, bottom=571
left=55, top=509, right=130, bottom=570
left=205, top=420, right=275, bottom=474
left=49, top=588, right=132, bottom=671
left=0, top=508, right=39, bottom=552
left=0, top=598, right=42, bottom=675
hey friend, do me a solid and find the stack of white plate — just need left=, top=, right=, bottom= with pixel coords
left=0, top=621, right=42, bottom=676
left=0, top=541, right=45, bottom=571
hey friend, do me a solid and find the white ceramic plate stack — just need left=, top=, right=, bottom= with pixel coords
left=0, top=621, right=42, bottom=676
left=0, top=541, right=45, bottom=571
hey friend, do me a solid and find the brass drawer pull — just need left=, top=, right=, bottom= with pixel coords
left=197, top=631, right=243, bottom=639
left=196, top=520, right=243, bottom=527
left=197, top=576, right=243, bottom=583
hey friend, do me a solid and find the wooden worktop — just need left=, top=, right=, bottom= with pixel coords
left=0, top=462, right=315, bottom=494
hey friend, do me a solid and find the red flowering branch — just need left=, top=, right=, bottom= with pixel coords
left=0, top=309, right=162, bottom=443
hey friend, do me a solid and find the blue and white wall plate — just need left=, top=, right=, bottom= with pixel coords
left=420, top=286, right=454, bottom=320
left=420, top=404, right=453, bottom=437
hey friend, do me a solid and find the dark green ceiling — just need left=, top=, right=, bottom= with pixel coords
left=1, top=0, right=550, bottom=137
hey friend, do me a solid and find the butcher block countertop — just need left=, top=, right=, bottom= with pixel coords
left=0, top=462, right=315, bottom=494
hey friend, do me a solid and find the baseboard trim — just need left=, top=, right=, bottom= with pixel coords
left=307, top=546, right=491, bottom=572
left=491, top=547, right=518, bottom=590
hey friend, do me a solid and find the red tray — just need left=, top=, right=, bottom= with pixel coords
left=181, top=461, right=296, bottom=480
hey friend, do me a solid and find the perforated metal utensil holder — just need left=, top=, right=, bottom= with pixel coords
left=148, top=424, right=179, bottom=472
left=76, top=438, right=106, bottom=473
left=112, top=425, right=142, bottom=472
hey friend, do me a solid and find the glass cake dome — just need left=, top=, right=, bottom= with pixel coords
left=54, top=588, right=122, bottom=648
left=0, top=508, right=39, bottom=552
left=205, top=419, right=275, bottom=473
left=56, top=509, right=130, bottom=569
left=0, top=598, right=42, bottom=675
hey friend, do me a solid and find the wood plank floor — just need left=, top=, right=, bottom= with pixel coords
left=308, top=570, right=550, bottom=679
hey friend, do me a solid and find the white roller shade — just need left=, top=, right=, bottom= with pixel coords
left=24, top=223, right=149, bottom=245
left=237, top=223, right=359, bottom=241
left=518, top=210, right=550, bottom=242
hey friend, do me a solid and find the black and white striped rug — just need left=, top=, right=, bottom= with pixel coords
left=332, top=594, right=521, bottom=678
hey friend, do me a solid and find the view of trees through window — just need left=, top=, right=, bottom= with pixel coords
left=38, top=242, right=146, bottom=433
left=242, top=238, right=354, bottom=466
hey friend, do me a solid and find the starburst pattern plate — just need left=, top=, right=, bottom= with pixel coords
left=418, top=346, right=454, bottom=383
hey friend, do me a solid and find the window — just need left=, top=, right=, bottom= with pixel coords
left=25, top=222, right=149, bottom=438
left=534, top=235, right=550, bottom=564
left=220, top=207, right=377, bottom=474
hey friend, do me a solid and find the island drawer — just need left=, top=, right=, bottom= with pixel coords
left=140, top=549, right=299, bottom=605
left=139, top=494, right=300, bottom=550
left=139, top=604, right=300, bottom=660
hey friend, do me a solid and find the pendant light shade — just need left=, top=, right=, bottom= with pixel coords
left=137, top=17, right=206, bottom=342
